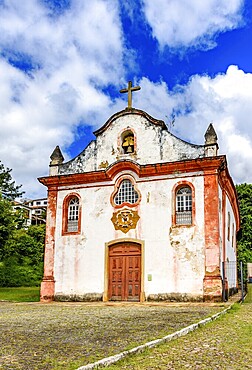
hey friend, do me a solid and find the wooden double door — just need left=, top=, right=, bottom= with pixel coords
left=108, top=242, right=141, bottom=301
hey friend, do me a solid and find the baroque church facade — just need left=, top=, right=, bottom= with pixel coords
left=39, top=82, right=240, bottom=302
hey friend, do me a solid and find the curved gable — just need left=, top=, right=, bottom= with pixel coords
left=53, top=108, right=208, bottom=176
left=94, top=108, right=167, bottom=136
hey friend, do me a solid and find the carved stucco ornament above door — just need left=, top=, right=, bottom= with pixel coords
left=111, top=208, right=140, bottom=233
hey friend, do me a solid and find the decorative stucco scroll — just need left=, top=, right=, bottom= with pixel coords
left=111, top=208, right=140, bottom=233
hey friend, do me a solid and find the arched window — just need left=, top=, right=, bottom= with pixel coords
left=114, top=179, right=139, bottom=205
left=67, top=197, right=79, bottom=232
left=176, top=186, right=192, bottom=225
left=62, top=194, right=81, bottom=235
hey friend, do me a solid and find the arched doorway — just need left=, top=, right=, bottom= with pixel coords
left=108, top=242, right=141, bottom=301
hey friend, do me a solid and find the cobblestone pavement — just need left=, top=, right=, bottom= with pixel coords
left=106, top=299, right=252, bottom=369
left=0, top=301, right=225, bottom=370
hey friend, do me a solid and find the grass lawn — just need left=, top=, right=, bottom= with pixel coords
left=0, top=286, right=40, bottom=302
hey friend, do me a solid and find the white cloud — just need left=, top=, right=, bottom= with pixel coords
left=133, top=78, right=176, bottom=121
left=0, top=0, right=125, bottom=198
left=134, top=66, right=252, bottom=184
left=0, top=0, right=250, bottom=201
left=142, top=0, right=244, bottom=49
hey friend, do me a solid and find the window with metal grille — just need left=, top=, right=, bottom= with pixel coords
left=114, top=179, right=139, bottom=205
left=67, top=197, right=79, bottom=232
left=176, top=187, right=192, bottom=225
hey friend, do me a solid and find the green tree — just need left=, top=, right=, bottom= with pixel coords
left=0, top=195, right=16, bottom=259
left=0, top=160, right=24, bottom=200
left=236, top=183, right=252, bottom=269
left=0, top=224, right=45, bottom=287
left=0, top=160, right=45, bottom=287
left=13, top=207, right=31, bottom=229
left=0, top=160, right=24, bottom=259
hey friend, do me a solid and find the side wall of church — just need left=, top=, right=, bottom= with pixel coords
left=225, top=195, right=237, bottom=289
left=218, top=184, right=238, bottom=295
left=218, top=185, right=223, bottom=264
left=53, top=173, right=206, bottom=301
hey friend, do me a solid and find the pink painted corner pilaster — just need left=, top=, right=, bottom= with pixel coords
left=203, top=170, right=222, bottom=301
left=40, top=186, right=58, bottom=302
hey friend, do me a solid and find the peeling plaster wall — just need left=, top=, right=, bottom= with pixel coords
left=135, top=176, right=206, bottom=298
left=58, top=114, right=205, bottom=175
left=58, top=141, right=97, bottom=175
left=51, top=110, right=209, bottom=301
left=54, top=185, right=113, bottom=296
left=53, top=174, right=205, bottom=299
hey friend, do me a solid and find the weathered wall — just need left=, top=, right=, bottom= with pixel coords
left=58, top=112, right=205, bottom=175
left=53, top=173, right=205, bottom=301
left=43, top=109, right=235, bottom=302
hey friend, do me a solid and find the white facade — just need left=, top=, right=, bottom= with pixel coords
left=53, top=175, right=206, bottom=299
left=39, top=108, right=240, bottom=302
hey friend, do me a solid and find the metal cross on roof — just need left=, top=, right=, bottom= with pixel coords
left=120, top=81, right=141, bottom=109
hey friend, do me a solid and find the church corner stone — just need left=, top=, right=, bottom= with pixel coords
left=203, top=275, right=223, bottom=302
left=40, top=276, right=55, bottom=302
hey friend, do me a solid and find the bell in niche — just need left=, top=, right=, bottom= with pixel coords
left=122, top=134, right=134, bottom=154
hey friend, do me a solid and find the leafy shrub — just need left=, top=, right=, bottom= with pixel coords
left=0, top=225, right=45, bottom=287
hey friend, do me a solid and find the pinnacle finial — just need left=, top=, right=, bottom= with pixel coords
left=204, top=123, right=218, bottom=157
left=50, top=145, right=64, bottom=165
left=205, top=123, right=217, bottom=145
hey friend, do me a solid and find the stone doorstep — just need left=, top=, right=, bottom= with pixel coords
left=76, top=301, right=241, bottom=370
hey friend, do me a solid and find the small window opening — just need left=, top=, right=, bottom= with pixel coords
left=176, top=187, right=192, bottom=225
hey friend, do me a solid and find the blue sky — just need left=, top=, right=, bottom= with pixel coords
left=0, top=0, right=252, bottom=198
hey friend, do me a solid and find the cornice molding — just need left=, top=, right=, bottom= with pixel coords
left=38, top=156, right=226, bottom=187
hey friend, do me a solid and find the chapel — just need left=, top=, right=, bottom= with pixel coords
left=39, top=82, right=240, bottom=302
